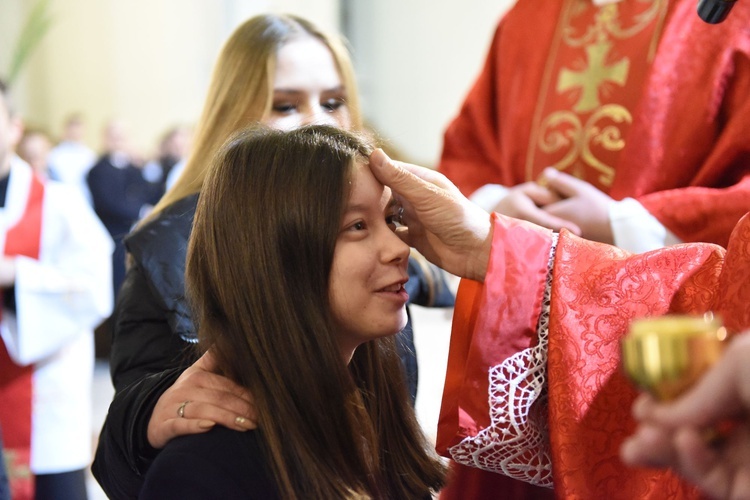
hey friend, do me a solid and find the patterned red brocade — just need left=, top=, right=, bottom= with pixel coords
left=437, top=213, right=750, bottom=499
left=439, top=0, right=750, bottom=248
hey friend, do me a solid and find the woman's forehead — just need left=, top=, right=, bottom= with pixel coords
left=347, top=161, right=391, bottom=209
left=274, top=36, right=342, bottom=89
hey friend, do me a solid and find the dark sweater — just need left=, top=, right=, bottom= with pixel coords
left=141, top=426, right=278, bottom=500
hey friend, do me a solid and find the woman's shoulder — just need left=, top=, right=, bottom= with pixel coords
left=142, top=426, right=278, bottom=500
left=125, top=194, right=199, bottom=256
left=165, top=425, right=262, bottom=454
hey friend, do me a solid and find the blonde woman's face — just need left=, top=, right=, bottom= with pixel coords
left=264, top=37, right=352, bottom=131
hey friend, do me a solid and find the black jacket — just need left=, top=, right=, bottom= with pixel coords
left=92, top=194, right=454, bottom=499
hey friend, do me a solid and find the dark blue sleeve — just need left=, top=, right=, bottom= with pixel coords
left=406, top=254, right=455, bottom=308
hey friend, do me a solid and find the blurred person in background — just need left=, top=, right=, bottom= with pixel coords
left=17, top=128, right=52, bottom=179
left=46, top=114, right=96, bottom=203
left=0, top=79, right=113, bottom=500
left=439, top=0, right=750, bottom=254
left=143, top=124, right=192, bottom=198
left=86, top=119, right=162, bottom=300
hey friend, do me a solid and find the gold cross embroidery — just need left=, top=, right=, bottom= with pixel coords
left=557, top=40, right=629, bottom=113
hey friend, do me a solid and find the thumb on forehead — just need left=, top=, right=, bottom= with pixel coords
left=369, top=149, right=450, bottom=205
left=369, top=149, right=407, bottom=185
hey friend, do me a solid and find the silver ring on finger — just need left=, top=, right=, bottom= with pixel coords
left=177, top=400, right=190, bottom=418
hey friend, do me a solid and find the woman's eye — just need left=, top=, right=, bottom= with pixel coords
left=349, top=221, right=366, bottom=231
left=322, top=99, right=345, bottom=112
left=272, top=103, right=296, bottom=114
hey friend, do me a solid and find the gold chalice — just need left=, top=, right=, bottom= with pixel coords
left=621, top=313, right=728, bottom=401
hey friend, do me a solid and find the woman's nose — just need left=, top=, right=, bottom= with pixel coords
left=300, top=104, right=337, bottom=127
left=382, top=228, right=410, bottom=264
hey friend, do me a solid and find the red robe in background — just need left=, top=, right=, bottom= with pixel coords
left=437, top=212, right=750, bottom=498
left=439, top=0, right=750, bottom=248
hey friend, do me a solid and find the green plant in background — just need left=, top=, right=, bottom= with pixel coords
left=7, top=0, right=54, bottom=85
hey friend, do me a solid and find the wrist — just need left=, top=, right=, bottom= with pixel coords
left=469, top=213, right=494, bottom=282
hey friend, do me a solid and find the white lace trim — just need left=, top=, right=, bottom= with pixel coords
left=447, top=233, right=558, bottom=488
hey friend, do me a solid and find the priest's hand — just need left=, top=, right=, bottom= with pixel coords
left=492, top=181, right=582, bottom=236
left=369, top=149, right=492, bottom=282
left=147, top=350, right=256, bottom=449
left=539, top=168, right=615, bottom=244
left=620, top=333, right=750, bottom=500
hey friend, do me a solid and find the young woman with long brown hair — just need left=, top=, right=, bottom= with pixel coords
left=141, top=125, right=447, bottom=499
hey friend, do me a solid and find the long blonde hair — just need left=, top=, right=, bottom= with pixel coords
left=147, top=14, right=362, bottom=221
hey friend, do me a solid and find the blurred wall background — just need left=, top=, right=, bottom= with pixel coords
left=0, top=0, right=513, bottom=165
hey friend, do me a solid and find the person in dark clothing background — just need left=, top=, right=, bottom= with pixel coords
left=86, top=119, right=162, bottom=299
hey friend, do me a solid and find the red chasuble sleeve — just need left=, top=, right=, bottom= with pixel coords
left=437, top=214, right=552, bottom=455
left=438, top=213, right=750, bottom=499
left=633, top=3, right=750, bottom=248
left=438, top=23, right=506, bottom=198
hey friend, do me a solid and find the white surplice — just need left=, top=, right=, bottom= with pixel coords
left=0, top=157, right=113, bottom=473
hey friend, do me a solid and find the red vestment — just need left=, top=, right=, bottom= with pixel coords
left=439, top=0, right=750, bottom=248
left=438, top=212, right=750, bottom=498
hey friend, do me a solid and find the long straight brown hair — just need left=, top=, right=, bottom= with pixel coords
left=186, top=125, right=446, bottom=499
left=145, top=13, right=362, bottom=224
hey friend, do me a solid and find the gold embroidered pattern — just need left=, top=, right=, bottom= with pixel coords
left=557, top=41, right=629, bottom=113
left=526, top=0, right=667, bottom=187
left=539, top=105, right=632, bottom=186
